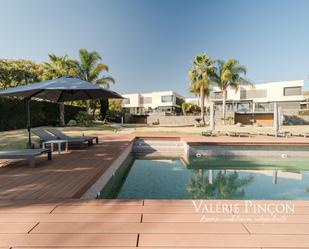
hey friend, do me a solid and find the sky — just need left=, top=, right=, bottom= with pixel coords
left=0, top=0, right=309, bottom=97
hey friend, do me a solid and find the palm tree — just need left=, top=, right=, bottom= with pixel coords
left=211, top=59, right=249, bottom=124
left=188, top=53, right=215, bottom=124
left=73, top=49, right=115, bottom=118
left=43, top=54, right=76, bottom=125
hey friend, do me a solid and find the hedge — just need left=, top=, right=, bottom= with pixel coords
left=0, top=97, right=85, bottom=131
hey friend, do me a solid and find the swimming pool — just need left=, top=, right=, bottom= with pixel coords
left=98, top=155, right=309, bottom=200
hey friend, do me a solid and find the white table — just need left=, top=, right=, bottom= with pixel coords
left=42, top=140, right=68, bottom=154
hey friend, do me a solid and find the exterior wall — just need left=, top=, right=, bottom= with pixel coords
left=122, top=91, right=185, bottom=113
left=210, top=80, right=304, bottom=103
left=147, top=113, right=204, bottom=125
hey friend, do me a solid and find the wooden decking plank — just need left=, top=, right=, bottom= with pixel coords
left=0, top=234, right=138, bottom=247
left=52, top=205, right=143, bottom=214
left=0, top=205, right=57, bottom=213
left=31, top=222, right=247, bottom=234
left=145, top=200, right=309, bottom=206
left=0, top=223, right=37, bottom=233
left=245, top=223, right=309, bottom=234
left=139, top=234, right=309, bottom=247
left=0, top=213, right=142, bottom=222
left=143, top=213, right=309, bottom=223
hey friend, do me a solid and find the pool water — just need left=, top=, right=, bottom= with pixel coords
left=98, top=156, right=309, bottom=200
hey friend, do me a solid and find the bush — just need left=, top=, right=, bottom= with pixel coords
left=182, top=102, right=201, bottom=115
left=299, top=110, right=309, bottom=116
left=75, top=111, right=94, bottom=126
left=0, top=97, right=85, bottom=131
left=106, top=110, right=122, bottom=122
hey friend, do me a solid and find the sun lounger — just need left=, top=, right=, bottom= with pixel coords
left=32, top=128, right=57, bottom=142
left=0, top=148, right=51, bottom=167
left=202, top=130, right=217, bottom=136
left=32, top=128, right=89, bottom=149
left=267, top=131, right=291, bottom=138
left=46, top=128, right=99, bottom=146
left=228, top=131, right=252, bottom=137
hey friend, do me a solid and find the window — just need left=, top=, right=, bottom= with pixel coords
left=283, top=87, right=301, bottom=96
left=213, top=91, right=223, bottom=99
left=176, top=97, right=184, bottom=106
left=161, top=95, right=173, bottom=102
left=240, top=89, right=267, bottom=99
left=144, top=97, right=152, bottom=104
left=123, top=98, right=130, bottom=104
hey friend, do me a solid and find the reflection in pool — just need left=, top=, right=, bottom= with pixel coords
left=98, top=156, right=309, bottom=200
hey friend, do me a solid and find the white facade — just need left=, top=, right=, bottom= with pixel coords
left=185, top=80, right=304, bottom=110
left=211, top=80, right=304, bottom=103
left=122, top=91, right=185, bottom=114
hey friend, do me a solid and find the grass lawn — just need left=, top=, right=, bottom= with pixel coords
left=1, top=123, right=309, bottom=150
left=0, top=124, right=117, bottom=150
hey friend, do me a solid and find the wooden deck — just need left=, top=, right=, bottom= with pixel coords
left=0, top=199, right=309, bottom=248
left=1, top=133, right=309, bottom=248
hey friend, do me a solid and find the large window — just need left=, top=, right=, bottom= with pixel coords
left=213, top=91, right=223, bottom=99
left=161, top=95, right=173, bottom=102
left=283, top=87, right=301, bottom=96
left=240, top=89, right=267, bottom=99
left=176, top=97, right=184, bottom=106
left=144, top=97, right=152, bottom=104
left=123, top=98, right=130, bottom=104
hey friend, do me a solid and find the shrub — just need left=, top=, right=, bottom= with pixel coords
left=75, top=111, right=94, bottom=126
left=106, top=110, right=122, bottom=122
left=299, top=110, right=309, bottom=116
left=0, top=97, right=84, bottom=131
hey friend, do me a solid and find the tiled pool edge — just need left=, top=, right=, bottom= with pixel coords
left=81, top=141, right=133, bottom=199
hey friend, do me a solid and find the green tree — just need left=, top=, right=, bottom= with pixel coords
left=42, top=54, right=77, bottom=125
left=0, top=59, right=43, bottom=89
left=188, top=53, right=215, bottom=124
left=73, top=49, right=115, bottom=118
left=212, top=59, right=249, bottom=124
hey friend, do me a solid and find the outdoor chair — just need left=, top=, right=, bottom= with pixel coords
left=32, top=128, right=90, bottom=149
left=202, top=130, right=217, bottom=137
left=46, top=128, right=99, bottom=146
left=32, top=128, right=57, bottom=143
left=228, top=131, right=253, bottom=137
left=0, top=148, right=52, bottom=167
left=267, top=131, right=291, bottom=138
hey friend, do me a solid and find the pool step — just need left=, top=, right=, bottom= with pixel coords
left=132, top=139, right=185, bottom=154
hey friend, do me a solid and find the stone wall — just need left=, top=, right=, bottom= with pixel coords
left=147, top=113, right=205, bottom=125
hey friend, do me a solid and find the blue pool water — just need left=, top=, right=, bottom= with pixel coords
left=98, top=156, right=309, bottom=200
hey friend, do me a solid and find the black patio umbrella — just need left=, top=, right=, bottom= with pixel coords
left=0, top=76, right=123, bottom=148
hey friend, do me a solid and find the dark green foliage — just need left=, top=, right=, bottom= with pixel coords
left=0, top=97, right=84, bottom=131
left=100, top=99, right=109, bottom=120
left=106, top=110, right=122, bottom=122
left=75, top=111, right=94, bottom=126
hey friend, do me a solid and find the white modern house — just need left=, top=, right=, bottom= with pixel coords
left=122, top=80, right=305, bottom=125
left=122, top=91, right=185, bottom=114
left=186, top=80, right=304, bottom=111
left=210, top=80, right=304, bottom=112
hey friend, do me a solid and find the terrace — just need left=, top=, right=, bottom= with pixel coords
left=0, top=130, right=309, bottom=248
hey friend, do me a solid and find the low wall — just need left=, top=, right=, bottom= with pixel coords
left=147, top=114, right=208, bottom=125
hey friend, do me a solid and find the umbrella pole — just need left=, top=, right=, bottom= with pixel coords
left=25, top=98, right=32, bottom=149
